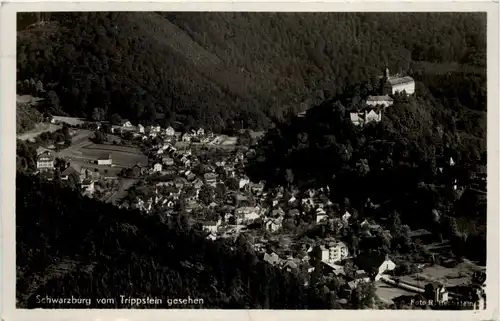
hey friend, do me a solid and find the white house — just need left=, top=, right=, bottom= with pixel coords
left=162, top=157, right=174, bottom=166
left=366, top=109, right=382, bottom=123
left=203, top=218, right=222, bottom=234
left=204, top=173, right=218, bottom=187
left=239, top=178, right=250, bottom=189
left=263, top=252, right=281, bottom=266
left=137, top=124, right=145, bottom=133
left=122, top=120, right=133, bottom=128
left=97, top=155, right=112, bottom=166
left=381, top=68, right=415, bottom=95
left=265, top=217, right=283, bottom=232
left=342, top=211, right=352, bottom=223
left=165, top=126, right=175, bottom=136
left=153, top=163, right=163, bottom=172
left=36, top=151, right=55, bottom=172
left=197, top=128, right=205, bottom=136
left=354, top=254, right=396, bottom=281
left=350, top=109, right=382, bottom=127
left=147, top=125, right=161, bottom=134
left=251, top=182, right=265, bottom=194
left=81, top=179, right=95, bottom=194
left=234, top=206, right=261, bottom=224
left=311, top=241, right=349, bottom=264
left=182, top=133, right=192, bottom=142
left=316, top=212, right=328, bottom=224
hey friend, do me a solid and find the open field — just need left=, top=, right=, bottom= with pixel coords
left=80, top=144, right=147, bottom=167
left=56, top=130, right=148, bottom=173
left=375, top=281, right=416, bottom=304
left=399, top=261, right=484, bottom=288
left=52, top=115, right=87, bottom=126
left=17, top=123, right=62, bottom=141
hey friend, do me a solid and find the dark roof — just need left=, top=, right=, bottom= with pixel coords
left=353, top=253, right=387, bottom=272
left=386, top=76, right=414, bottom=86
left=408, top=229, right=432, bottom=238
left=37, top=151, right=54, bottom=161
left=367, top=95, right=393, bottom=102
left=61, top=166, right=79, bottom=176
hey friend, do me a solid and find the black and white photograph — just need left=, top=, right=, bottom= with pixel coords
left=2, top=4, right=499, bottom=318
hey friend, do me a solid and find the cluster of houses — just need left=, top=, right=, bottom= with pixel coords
left=34, top=149, right=113, bottom=196
left=32, top=110, right=486, bottom=307
left=110, top=121, right=214, bottom=145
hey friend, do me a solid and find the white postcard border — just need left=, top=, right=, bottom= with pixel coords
left=1, top=2, right=498, bottom=321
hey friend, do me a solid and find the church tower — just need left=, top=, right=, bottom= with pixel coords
left=383, top=67, right=390, bottom=79
left=380, top=66, right=390, bottom=95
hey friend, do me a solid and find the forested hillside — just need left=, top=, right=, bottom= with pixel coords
left=17, top=12, right=485, bottom=131
left=16, top=95, right=44, bottom=134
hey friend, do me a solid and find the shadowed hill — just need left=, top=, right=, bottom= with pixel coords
left=17, top=172, right=338, bottom=309
left=17, top=12, right=485, bottom=131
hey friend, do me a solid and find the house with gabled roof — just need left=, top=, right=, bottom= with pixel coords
left=379, top=68, right=415, bottom=95
left=36, top=151, right=55, bottom=172
left=263, top=251, right=281, bottom=266
left=165, top=126, right=175, bottom=136
left=353, top=253, right=396, bottom=281
left=61, top=165, right=80, bottom=182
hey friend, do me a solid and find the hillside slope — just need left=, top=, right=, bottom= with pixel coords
left=16, top=95, right=44, bottom=134
left=17, top=172, right=339, bottom=309
left=17, top=12, right=486, bottom=131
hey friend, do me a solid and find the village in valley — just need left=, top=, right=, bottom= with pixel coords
left=21, top=67, right=487, bottom=310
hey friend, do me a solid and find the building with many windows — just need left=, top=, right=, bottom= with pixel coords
left=36, top=151, right=55, bottom=172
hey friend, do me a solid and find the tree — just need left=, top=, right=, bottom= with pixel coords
left=54, top=157, right=68, bottom=172
left=214, top=183, right=227, bottom=201
left=46, top=90, right=60, bottom=110
left=352, top=282, right=376, bottom=309
left=199, top=185, right=214, bottom=206
left=389, top=211, right=402, bottom=238
left=226, top=177, right=239, bottom=191
left=111, top=113, right=122, bottom=125
left=356, top=159, right=370, bottom=177
left=101, top=123, right=111, bottom=133
left=285, top=168, right=294, bottom=190
left=92, top=108, right=106, bottom=121
left=62, top=124, right=72, bottom=146
left=92, top=131, right=107, bottom=144
left=123, top=131, right=134, bottom=141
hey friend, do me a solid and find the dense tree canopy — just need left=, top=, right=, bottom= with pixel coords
left=17, top=12, right=485, bottom=131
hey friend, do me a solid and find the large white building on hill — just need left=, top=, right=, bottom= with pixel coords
left=380, top=68, right=415, bottom=95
